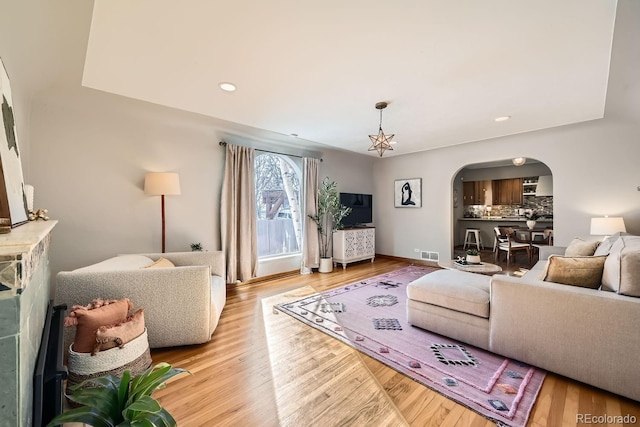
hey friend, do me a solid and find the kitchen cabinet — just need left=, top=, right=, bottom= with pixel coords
left=463, top=181, right=475, bottom=205
left=492, top=178, right=523, bottom=205
left=476, top=180, right=492, bottom=205
left=463, top=180, right=492, bottom=205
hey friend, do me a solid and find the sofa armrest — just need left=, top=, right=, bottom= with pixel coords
left=55, top=266, right=212, bottom=348
left=489, top=274, right=640, bottom=401
left=537, top=245, right=566, bottom=260
left=134, top=251, right=225, bottom=279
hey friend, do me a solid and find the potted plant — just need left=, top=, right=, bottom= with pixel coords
left=308, top=177, right=352, bottom=273
left=190, top=242, right=203, bottom=251
left=466, top=248, right=481, bottom=264
left=47, top=362, right=188, bottom=427
left=525, top=211, right=540, bottom=229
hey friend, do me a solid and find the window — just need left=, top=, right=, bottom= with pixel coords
left=255, top=153, right=302, bottom=258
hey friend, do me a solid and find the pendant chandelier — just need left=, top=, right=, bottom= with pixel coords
left=368, top=101, right=395, bottom=157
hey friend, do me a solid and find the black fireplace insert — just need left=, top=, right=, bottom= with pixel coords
left=33, top=301, right=67, bottom=427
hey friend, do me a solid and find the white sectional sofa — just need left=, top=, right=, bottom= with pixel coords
left=406, top=233, right=640, bottom=402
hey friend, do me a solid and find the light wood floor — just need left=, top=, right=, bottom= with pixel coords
left=151, top=257, right=640, bottom=426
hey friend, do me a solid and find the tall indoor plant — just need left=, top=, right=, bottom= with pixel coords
left=308, top=177, right=351, bottom=273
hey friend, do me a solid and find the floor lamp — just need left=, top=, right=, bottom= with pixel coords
left=144, top=172, right=181, bottom=253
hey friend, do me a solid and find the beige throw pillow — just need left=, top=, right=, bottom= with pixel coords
left=543, top=255, right=607, bottom=289
left=144, top=257, right=175, bottom=268
left=565, top=238, right=600, bottom=257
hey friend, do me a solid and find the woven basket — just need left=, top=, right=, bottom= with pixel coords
left=67, top=328, right=151, bottom=394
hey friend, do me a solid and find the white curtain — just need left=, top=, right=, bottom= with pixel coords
left=220, top=144, right=257, bottom=283
left=301, top=157, right=320, bottom=273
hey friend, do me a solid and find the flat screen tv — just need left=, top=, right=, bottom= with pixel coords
left=340, top=193, right=373, bottom=227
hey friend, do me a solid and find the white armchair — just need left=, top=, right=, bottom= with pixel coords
left=55, top=251, right=226, bottom=349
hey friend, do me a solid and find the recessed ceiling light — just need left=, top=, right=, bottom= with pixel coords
left=495, top=116, right=511, bottom=122
left=219, top=82, right=237, bottom=92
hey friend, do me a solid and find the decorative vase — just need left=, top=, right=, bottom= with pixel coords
left=319, top=257, right=333, bottom=273
left=526, top=220, right=537, bottom=230
left=466, top=254, right=481, bottom=264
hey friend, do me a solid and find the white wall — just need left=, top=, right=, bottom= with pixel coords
left=25, top=86, right=376, bottom=275
left=28, top=88, right=221, bottom=272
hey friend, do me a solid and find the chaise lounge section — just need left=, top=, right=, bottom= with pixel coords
left=407, top=233, right=640, bottom=402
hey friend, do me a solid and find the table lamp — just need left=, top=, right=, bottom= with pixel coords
left=144, top=172, right=181, bottom=252
left=590, top=216, right=626, bottom=240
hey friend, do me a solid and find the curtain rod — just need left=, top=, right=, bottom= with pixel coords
left=219, top=141, right=322, bottom=161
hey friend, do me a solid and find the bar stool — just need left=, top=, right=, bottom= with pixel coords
left=463, top=228, right=483, bottom=251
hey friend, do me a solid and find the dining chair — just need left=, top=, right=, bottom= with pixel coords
left=494, top=227, right=531, bottom=268
left=531, top=229, right=554, bottom=262
left=493, top=226, right=508, bottom=252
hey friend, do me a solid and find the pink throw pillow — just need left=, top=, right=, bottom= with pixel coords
left=93, top=309, right=146, bottom=355
left=67, top=298, right=132, bottom=353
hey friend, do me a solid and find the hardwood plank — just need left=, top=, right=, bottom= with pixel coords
left=149, top=258, right=640, bottom=426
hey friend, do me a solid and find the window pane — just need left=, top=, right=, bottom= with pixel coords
left=255, top=153, right=302, bottom=257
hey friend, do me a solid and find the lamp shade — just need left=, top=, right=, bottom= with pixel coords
left=144, top=172, right=181, bottom=196
left=590, top=217, right=626, bottom=236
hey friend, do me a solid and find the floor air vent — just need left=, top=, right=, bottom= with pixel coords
left=420, top=251, right=439, bottom=261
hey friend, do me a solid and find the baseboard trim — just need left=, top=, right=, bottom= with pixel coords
left=229, top=254, right=441, bottom=287
left=374, top=253, right=440, bottom=268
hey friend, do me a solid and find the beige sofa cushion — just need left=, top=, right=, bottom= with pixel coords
left=543, top=255, right=607, bottom=289
left=407, top=270, right=490, bottom=318
left=565, top=238, right=600, bottom=257
left=602, top=236, right=640, bottom=296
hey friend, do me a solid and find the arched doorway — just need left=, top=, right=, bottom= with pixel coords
left=451, top=158, right=554, bottom=269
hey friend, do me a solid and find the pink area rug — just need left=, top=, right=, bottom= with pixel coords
left=276, top=266, right=545, bottom=427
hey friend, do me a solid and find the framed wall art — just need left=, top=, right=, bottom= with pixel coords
left=394, top=178, right=421, bottom=208
left=0, top=57, right=29, bottom=227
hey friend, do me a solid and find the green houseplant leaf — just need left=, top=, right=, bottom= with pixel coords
left=47, top=363, right=188, bottom=427
left=308, top=177, right=352, bottom=258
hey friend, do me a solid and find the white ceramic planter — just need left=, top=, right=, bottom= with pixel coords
left=466, top=254, right=481, bottom=264
left=526, top=220, right=537, bottom=230
left=319, top=257, right=333, bottom=273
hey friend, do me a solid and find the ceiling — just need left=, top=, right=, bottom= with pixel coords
left=81, top=0, right=618, bottom=157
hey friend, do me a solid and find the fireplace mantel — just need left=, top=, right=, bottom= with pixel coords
left=0, top=220, right=57, bottom=426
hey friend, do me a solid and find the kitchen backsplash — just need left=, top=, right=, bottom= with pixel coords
left=463, top=196, right=553, bottom=218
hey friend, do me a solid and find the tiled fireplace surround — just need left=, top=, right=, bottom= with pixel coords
left=0, top=221, right=57, bottom=427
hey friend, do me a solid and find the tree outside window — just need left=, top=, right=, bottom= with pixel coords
left=254, top=153, right=302, bottom=257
